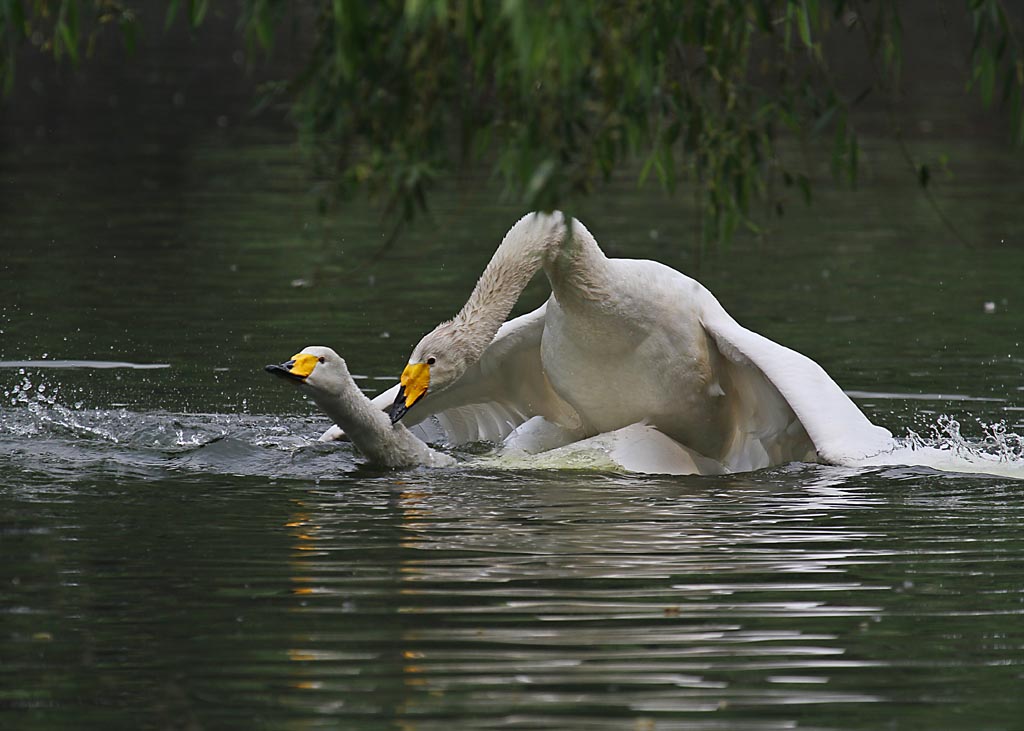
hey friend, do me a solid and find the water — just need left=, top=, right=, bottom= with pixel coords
left=4, top=421, right=1024, bottom=731
left=4, top=18, right=1024, bottom=730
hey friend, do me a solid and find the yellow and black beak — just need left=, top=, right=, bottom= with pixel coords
left=265, top=352, right=319, bottom=382
left=389, top=362, right=430, bottom=423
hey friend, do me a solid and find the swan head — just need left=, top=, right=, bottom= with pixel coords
left=389, top=320, right=472, bottom=423
left=265, top=346, right=350, bottom=393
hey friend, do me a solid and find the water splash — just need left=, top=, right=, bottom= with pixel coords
left=4, top=370, right=128, bottom=443
left=0, top=371, right=356, bottom=481
left=3, top=372, right=1024, bottom=480
left=855, top=414, right=1024, bottom=478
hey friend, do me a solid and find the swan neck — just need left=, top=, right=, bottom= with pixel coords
left=543, top=217, right=611, bottom=303
left=308, top=378, right=435, bottom=467
left=451, top=214, right=559, bottom=358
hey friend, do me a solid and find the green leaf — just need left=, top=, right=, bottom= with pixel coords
left=978, top=50, right=996, bottom=107
left=120, top=18, right=138, bottom=54
left=796, top=1, right=812, bottom=48
left=58, top=24, right=78, bottom=64
left=165, top=0, right=182, bottom=29
left=250, top=0, right=274, bottom=50
left=753, top=1, right=772, bottom=33
left=525, top=159, right=556, bottom=202
left=638, top=151, right=657, bottom=186
left=189, top=0, right=209, bottom=27
left=7, top=0, right=26, bottom=41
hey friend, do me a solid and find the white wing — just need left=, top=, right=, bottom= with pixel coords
left=408, top=302, right=582, bottom=445
left=698, top=287, right=894, bottom=466
left=321, top=302, right=581, bottom=446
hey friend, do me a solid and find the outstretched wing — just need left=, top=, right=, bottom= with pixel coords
left=697, top=286, right=894, bottom=466
left=321, top=302, right=581, bottom=446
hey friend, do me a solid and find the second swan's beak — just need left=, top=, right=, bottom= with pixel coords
left=389, top=362, right=430, bottom=423
left=265, top=352, right=319, bottom=382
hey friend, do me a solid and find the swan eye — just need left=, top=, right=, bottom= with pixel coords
left=318, top=356, right=325, bottom=363
left=426, top=357, right=436, bottom=365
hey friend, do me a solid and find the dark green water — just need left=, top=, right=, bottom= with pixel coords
left=3, top=36, right=1024, bottom=730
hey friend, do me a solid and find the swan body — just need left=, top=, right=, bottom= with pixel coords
left=373, top=212, right=894, bottom=473
left=267, top=347, right=454, bottom=468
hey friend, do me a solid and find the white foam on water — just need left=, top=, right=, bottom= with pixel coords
left=852, top=415, right=1024, bottom=479
left=4, top=371, right=1023, bottom=479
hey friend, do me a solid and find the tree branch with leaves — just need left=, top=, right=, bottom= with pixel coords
left=2, top=1, right=1021, bottom=245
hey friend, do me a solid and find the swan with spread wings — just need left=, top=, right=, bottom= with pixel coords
left=324, top=212, right=893, bottom=474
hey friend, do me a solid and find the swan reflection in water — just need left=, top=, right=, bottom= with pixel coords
left=277, top=472, right=890, bottom=720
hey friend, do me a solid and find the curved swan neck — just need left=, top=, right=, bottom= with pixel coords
left=307, top=375, right=447, bottom=468
left=541, top=217, right=611, bottom=303
left=451, top=212, right=570, bottom=359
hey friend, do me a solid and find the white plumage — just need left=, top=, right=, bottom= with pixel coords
left=367, top=212, right=894, bottom=474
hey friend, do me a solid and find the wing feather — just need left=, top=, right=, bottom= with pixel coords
left=698, top=287, right=893, bottom=464
left=321, top=302, right=580, bottom=446
left=404, top=302, right=580, bottom=445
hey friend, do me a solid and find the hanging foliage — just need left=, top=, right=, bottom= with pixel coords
left=2, top=1, right=1022, bottom=244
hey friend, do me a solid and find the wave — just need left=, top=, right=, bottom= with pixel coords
left=854, top=415, right=1024, bottom=479
left=3, top=370, right=1023, bottom=481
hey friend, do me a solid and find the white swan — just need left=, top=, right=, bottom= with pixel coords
left=267, top=346, right=721, bottom=474
left=266, top=347, right=455, bottom=468
left=359, top=212, right=894, bottom=474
